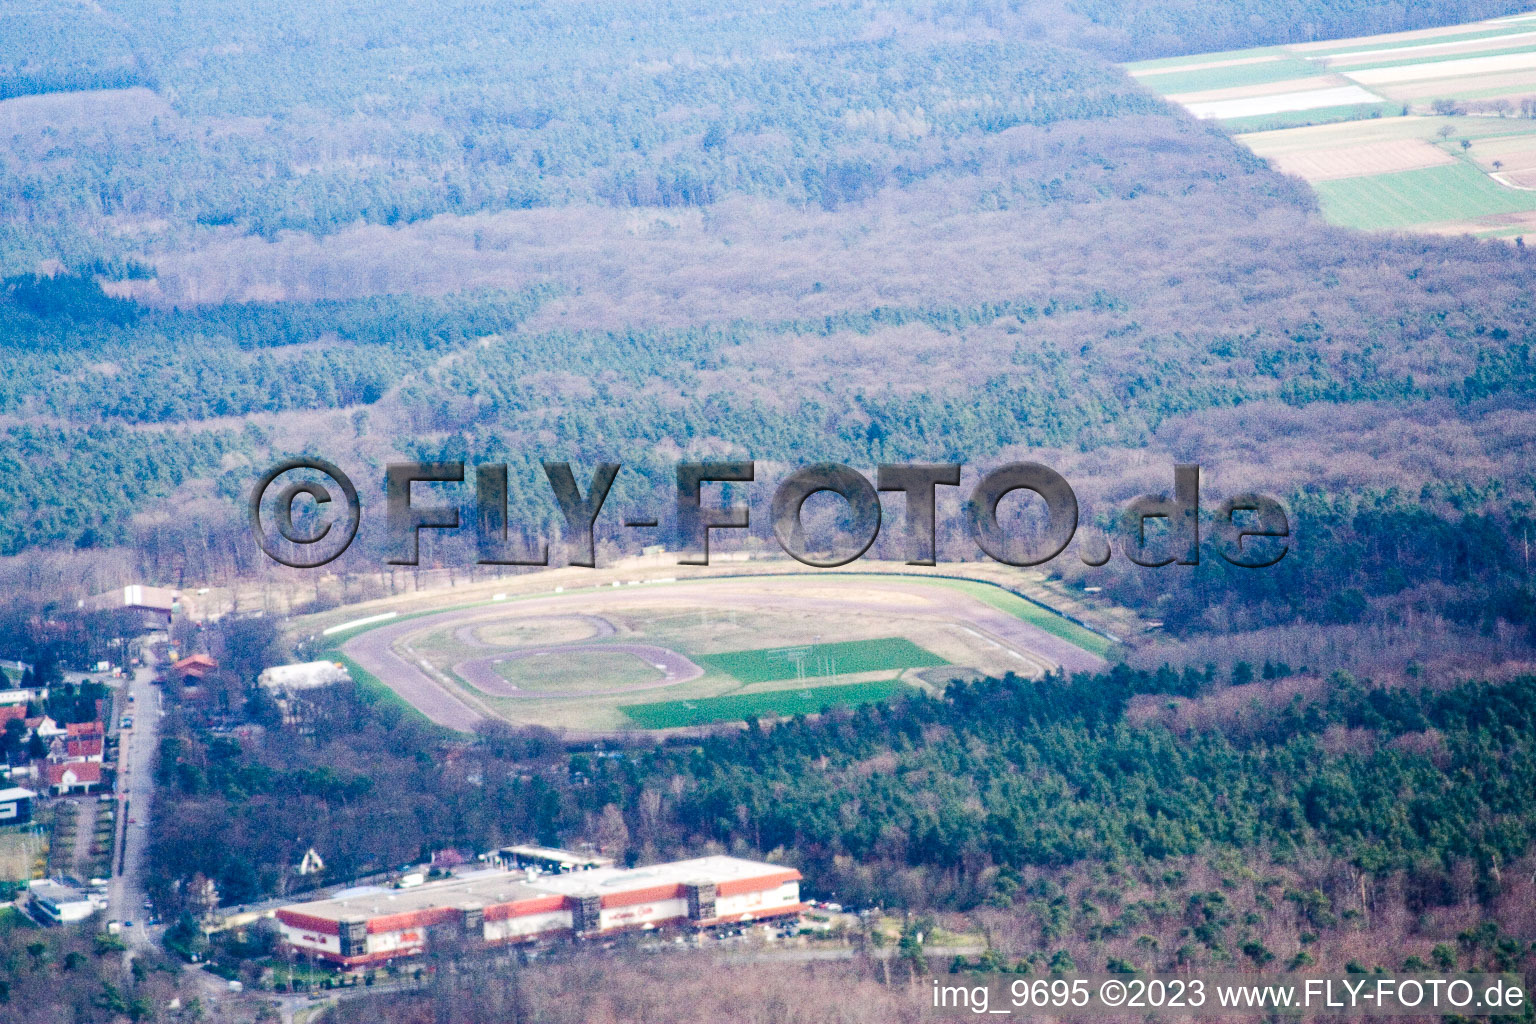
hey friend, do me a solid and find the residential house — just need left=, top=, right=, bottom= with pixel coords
left=296, top=848, right=326, bottom=876
left=65, top=721, right=104, bottom=740
left=64, top=737, right=103, bottom=762
left=25, top=716, right=64, bottom=742
left=42, top=760, right=102, bottom=795
left=172, top=654, right=218, bottom=683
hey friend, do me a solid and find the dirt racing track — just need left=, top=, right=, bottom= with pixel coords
left=340, top=575, right=1108, bottom=733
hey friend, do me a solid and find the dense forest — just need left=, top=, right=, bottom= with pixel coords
left=1, top=1, right=1534, bottom=667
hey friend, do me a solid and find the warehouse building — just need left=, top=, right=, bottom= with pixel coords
left=80, top=585, right=178, bottom=631
left=275, top=855, right=804, bottom=968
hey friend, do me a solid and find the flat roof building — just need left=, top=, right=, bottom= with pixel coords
left=276, top=854, right=803, bottom=968
left=0, top=687, right=48, bottom=707
left=0, top=786, right=36, bottom=825
left=258, top=661, right=351, bottom=691
left=494, top=844, right=614, bottom=873
left=27, top=880, right=99, bottom=925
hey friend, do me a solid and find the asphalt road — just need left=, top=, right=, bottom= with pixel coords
left=106, top=641, right=164, bottom=948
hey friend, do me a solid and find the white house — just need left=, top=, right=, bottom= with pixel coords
left=43, top=760, right=102, bottom=795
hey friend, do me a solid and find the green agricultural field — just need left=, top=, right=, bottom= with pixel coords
left=1302, top=23, right=1536, bottom=58
left=1124, top=13, right=1536, bottom=237
left=1442, top=82, right=1536, bottom=102
left=1124, top=46, right=1286, bottom=74
left=1132, top=56, right=1323, bottom=96
left=621, top=679, right=908, bottom=728
left=1239, top=115, right=1536, bottom=154
left=1337, top=42, right=1536, bottom=73
left=1314, top=161, right=1536, bottom=229
left=1219, top=102, right=1396, bottom=132
left=695, top=637, right=946, bottom=684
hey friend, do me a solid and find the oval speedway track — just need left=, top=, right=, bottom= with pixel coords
left=340, top=576, right=1108, bottom=733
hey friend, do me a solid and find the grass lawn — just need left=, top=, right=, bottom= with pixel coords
left=695, top=638, right=945, bottom=684
left=491, top=648, right=662, bottom=693
left=932, top=579, right=1115, bottom=658
left=328, top=650, right=456, bottom=734
left=621, top=679, right=907, bottom=728
left=0, top=828, right=42, bottom=882
left=1314, top=159, right=1536, bottom=228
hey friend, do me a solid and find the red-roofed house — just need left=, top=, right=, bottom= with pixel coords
left=64, top=737, right=103, bottom=762
left=172, top=654, right=218, bottom=682
left=43, top=760, right=102, bottom=795
left=65, top=721, right=104, bottom=739
left=0, top=705, right=25, bottom=730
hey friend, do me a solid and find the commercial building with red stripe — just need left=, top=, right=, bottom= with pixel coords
left=275, top=855, right=805, bottom=967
